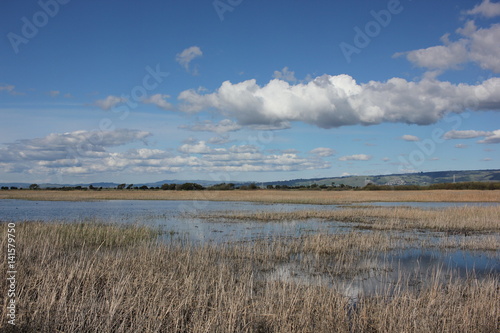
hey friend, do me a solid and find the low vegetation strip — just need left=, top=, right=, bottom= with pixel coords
left=0, top=222, right=498, bottom=332
left=1, top=189, right=499, bottom=203
left=199, top=206, right=500, bottom=232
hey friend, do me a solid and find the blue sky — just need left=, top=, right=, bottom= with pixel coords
left=0, top=0, right=499, bottom=184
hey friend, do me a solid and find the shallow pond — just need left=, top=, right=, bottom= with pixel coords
left=1, top=199, right=498, bottom=293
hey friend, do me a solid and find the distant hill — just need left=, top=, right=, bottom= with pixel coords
left=263, top=169, right=500, bottom=188
left=1, top=169, right=499, bottom=189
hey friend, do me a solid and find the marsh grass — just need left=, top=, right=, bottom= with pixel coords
left=13, top=220, right=160, bottom=249
left=1, top=222, right=498, bottom=332
left=201, top=205, right=500, bottom=233
left=2, top=189, right=499, bottom=203
left=432, top=234, right=500, bottom=252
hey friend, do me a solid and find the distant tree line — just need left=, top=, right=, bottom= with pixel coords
left=2, top=181, right=498, bottom=191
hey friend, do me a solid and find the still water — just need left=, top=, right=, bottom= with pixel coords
left=1, top=198, right=498, bottom=298
left=2, top=199, right=497, bottom=243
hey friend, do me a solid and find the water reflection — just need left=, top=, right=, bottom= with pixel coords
left=1, top=198, right=498, bottom=298
left=266, top=249, right=499, bottom=300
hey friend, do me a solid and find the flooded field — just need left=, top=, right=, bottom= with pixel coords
left=1, top=198, right=499, bottom=332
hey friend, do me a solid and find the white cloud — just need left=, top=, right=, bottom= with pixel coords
left=94, top=95, right=127, bottom=110
left=338, top=154, right=372, bottom=161
left=444, top=129, right=500, bottom=144
left=478, top=129, right=500, bottom=143
left=142, top=94, right=173, bottom=110
left=0, top=84, right=15, bottom=93
left=180, top=119, right=242, bottom=133
left=401, top=135, right=420, bottom=142
left=178, top=74, right=500, bottom=129
left=0, top=129, right=152, bottom=176
left=310, top=147, right=336, bottom=157
left=396, top=38, right=468, bottom=70
left=208, top=135, right=231, bottom=145
left=455, top=144, right=468, bottom=149
left=465, top=0, right=500, bottom=18
left=444, top=129, right=491, bottom=139
left=466, top=23, right=500, bottom=72
left=273, top=67, right=297, bottom=82
left=398, top=21, right=500, bottom=73
left=49, top=90, right=60, bottom=97
left=178, top=141, right=215, bottom=154
left=0, top=130, right=332, bottom=177
left=0, top=84, right=23, bottom=95
left=176, top=46, right=202, bottom=73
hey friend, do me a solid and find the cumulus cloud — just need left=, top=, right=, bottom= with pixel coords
left=465, top=0, right=500, bottom=18
left=176, top=46, right=202, bottom=73
left=338, top=154, right=372, bottom=161
left=401, top=135, right=420, bottom=142
left=397, top=20, right=500, bottom=73
left=180, top=119, right=242, bottom=133
left=310, top=147, right=336, bottom=157
left=142, top=94, right=173, bottom=110
left=94, top=95, right=127, bottom=110
left=273, top=67, right=298, bottom=82
left=178, top=74, right=500, bottom=129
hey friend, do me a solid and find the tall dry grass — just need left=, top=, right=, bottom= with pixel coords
left=201, top=205, right=500, bottom=232
left=1, top=222, right=498, bottom=332
left=1, top=189, right=499, bottom=203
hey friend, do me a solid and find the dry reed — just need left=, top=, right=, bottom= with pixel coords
left=1, top=222, right=498, bottom=332
left=201, top=205, right=500, bottom=232
left=1, top=189, right=499, bottom=203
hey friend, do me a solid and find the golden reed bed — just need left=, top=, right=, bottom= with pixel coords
left=1, top=222, right=498, bottom=332
left=1, top=189, right=499, bottom=203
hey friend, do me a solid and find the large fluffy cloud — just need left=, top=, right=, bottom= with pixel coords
left=178, top=75, right=500, bottom=129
